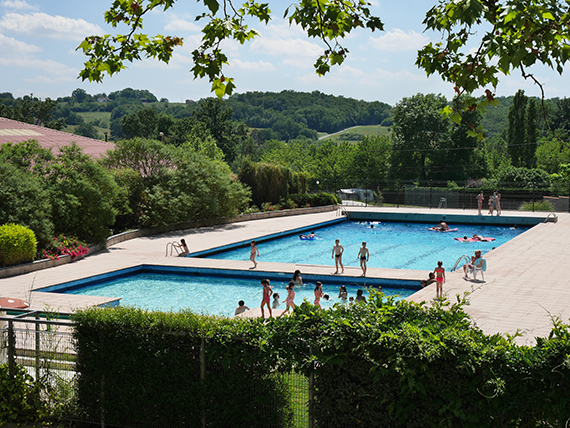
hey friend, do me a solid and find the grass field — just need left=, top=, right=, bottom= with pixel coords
left=320, top=124, right=391, bottom=142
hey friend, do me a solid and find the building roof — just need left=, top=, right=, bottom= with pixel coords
left=0, top=116, right=115, bottom=158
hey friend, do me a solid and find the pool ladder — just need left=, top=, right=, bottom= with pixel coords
left=545, top=212, right=558, bottom=223
left=165, top=241, right=181, bottom=256
left=451, top=254, right=471, bottom=272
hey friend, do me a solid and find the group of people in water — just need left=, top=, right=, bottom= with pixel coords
left=251, top=238, right=370, bottom=277
left=235, top=269, right=371, bottom=318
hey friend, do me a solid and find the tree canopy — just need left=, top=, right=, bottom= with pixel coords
left=79, top=0, right=570, bottom=102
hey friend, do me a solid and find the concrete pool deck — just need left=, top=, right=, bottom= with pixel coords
left=0, top=207, right=567, bottom=345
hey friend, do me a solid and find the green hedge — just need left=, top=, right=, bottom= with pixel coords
left=73, top=307, right=293, bottom=428
left=0, top=223, right=37, bottom=267
left=289, top=192, right=340, bottom=207
left=73, top=296, right=570, bottom=427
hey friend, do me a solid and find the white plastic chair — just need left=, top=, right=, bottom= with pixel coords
left=471, top=258, right=486, bottom=281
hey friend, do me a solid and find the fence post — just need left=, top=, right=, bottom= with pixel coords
left=7, top=320, right=15, bottom=378
left=35, top=313, right=41, bottom=381
left=308, top=345, right=314, bottom=428
left=201, top=337, right=206, bottom=428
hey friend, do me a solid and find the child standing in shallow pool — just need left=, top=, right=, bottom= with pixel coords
left=280, top=282, right=296, bottom=317
left=434, top=261, right=445, bottom=298
left=260, top=279, right=273, bottom=318
left=272, top=293, right=280, bottom=309
left=314, top=281, right=324, bottom=308
left=250, top=240, right=259, bottom=269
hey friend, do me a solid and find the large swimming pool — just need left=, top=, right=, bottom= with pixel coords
left=63, top=271, right=413, bottom=316
left=206, top=221, right=527, bottom=271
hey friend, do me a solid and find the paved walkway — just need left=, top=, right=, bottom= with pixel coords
left=1, top=207, right=567, bottom=345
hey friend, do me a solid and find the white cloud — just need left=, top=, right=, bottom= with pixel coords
left=369, top=28, right=430, bottom=52
left=0, top=57, right=77, bottom=77
left=164, top=16, right=201, bottom=33
left=0, top=32, right=40, bottom=54
left=1, top=0, right=38, bottom=10
left=0, top=12, right=102, bottom=40
left=251, top=37, right=322, bottom=59
left=229, top=58, right=276, bottom=71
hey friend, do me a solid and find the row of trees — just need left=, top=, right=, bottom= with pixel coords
left=0, top=139, right=251, bottom=257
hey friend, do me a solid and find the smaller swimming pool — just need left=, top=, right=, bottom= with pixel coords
left=41, top=267, right=416, bottom=316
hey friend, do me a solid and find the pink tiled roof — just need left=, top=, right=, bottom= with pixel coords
left=0, top=117, right=115, bottom=158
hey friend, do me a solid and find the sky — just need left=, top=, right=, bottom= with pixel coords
left=1, top=0, right=569, bottom=106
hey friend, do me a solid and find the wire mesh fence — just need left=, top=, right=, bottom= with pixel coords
left=333, top=180, right=570, bottom=212
left=0, top=311, right=313, bottom=428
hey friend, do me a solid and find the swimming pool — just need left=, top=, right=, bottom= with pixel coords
left=61, top=271, right=413, bottom=316
left=205, top=221, right=527, bottom=271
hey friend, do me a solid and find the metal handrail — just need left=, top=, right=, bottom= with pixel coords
left=165, top=241, right=181, bottom=256
left=451, top=254, right=471, bottom=272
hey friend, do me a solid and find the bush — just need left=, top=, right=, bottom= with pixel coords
left=519, top=200, right=555, bottom=211
left=290, top=192, right=340, bottom=207
left=0, top=223, right=37, bottom=267
left=0, top=363, right=48, bottom=424
left=42, top=234, right=89, bottom=260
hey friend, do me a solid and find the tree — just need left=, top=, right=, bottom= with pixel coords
left=344, top=136, right=391, bottom=188
left=418, top=0, right=570, bottom=116
left=507, top=90, right=528, bottom=167
left=75, top=122, right=100, bottom=139
left=78, top=0, right=382, bottom=97
left=80, top=0, right=570, bottom=106
left=390, top=93, right=449, bottom=181
left=72, top=88, right=89, bottom=103
left=525, top=98, right=538, bottom=168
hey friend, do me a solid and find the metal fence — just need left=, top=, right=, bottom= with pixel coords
left=0, top=310, right=313, bottom=428
left=335, top=181, right=570, bottom=212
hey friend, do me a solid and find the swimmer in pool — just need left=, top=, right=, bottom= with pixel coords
left=280, top=282, right=296, bottom=317
left=314, top=281, right=324, bottom=308
left=331, top=239, right=344, bottom=274
left=357, top=242, right=369, bottom=277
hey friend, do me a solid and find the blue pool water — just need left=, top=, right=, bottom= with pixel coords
left=208, top=221, right=527, bottom=271
left=66, top=272, right=413, bottom=316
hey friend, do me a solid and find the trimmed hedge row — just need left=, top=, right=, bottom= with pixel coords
left=0, top=223, right=36, bottom=267
left=73, top=295, right=570, bottom=427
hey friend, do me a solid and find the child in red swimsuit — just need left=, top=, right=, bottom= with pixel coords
left=260, top=279, right=273, bottom=318
left=434, top=261, right=445, bottom=298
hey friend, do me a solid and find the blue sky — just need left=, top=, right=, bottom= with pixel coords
left=0, top=0, right=568, bottom=105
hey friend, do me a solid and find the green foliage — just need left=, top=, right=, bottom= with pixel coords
left=0, top=363, right=48, bottom=424
left=48, top=144, right=119, bottom=244
left=0, top=93, right=65, bottom=129
left=418, top=0, right=570, bottom=115
left=78, top=0, right=382, bottom=97
left=289, top=192, right=340, bottom=207
left=495, top=165, right=551, bottom=188
left=0, top=159, right=54, bottom=246
left=103, top=138, right=250, bottom=228
left=0, top=223, right=37, bottom=267
left=72, top=297, right=570, bottom=427
left=519, top=199, right=556, bottom=211
left=73, top=306, right=293, bottom=427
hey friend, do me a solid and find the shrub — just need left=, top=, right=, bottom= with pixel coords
left=519, top=200, right=555, bottom=211
left=0, top=363, right=48, bottom=424
left=42, top=234, right=89, bottom=261
left=290, top=192, right=340, bottom=207
left=0, top=223, right=37, bottom=267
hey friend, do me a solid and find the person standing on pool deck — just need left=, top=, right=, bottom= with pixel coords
left=332, top=239, right=344, bottom=274
left=260, top=278, right=273, bottom=318
left=357, top=242, right=370, bottom=277
left=434, top=261, right=446, bottom=298
left=250, top=240, right=259, bottom=269
left=280, top=281, right=296, bottom=317
left=476, top=191, right=484, bottom=215
left=314, top=281, right=324, bottom=308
